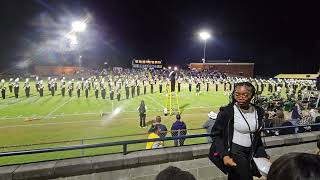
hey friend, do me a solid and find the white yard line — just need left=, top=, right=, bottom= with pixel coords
left=0, top=120, right=102, bottom=129
left=63, top=112, right=98, bottom=116
left=0, top=96, right=40, bottom=110
left=0, top=111, right=211, bottom=129
left=0, top=113, right=101, bottom=120
left=111, top=100, right=114, bottom=111
left=44, top=97, right=74, bottom=119
left=0, top=99, right=22, bottom=106
left=146, top=95, right=166, bottom=108
left=0, top=106, right=219, bottom=120
left=0, top=105, right=8, bottom=110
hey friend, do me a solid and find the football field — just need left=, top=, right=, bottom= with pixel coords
left=1, top=82, right=272, bottom=165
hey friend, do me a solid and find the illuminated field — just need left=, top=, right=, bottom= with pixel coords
left=0, top=82, right=280, bottom=165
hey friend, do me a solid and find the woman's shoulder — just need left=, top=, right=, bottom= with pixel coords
left=215, top=104, right=234, bottom=121
left=219, top=104, right=234, bottom=112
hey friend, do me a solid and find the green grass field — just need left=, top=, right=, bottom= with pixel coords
left=0, top=82, right=281, bottom=165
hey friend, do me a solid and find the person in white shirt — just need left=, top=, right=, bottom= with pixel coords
left=210, top=82, right=268, bottom=180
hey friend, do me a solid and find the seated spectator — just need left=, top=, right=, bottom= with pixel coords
left=298, top=110, right=313, bottom=133
left=146, top=125, right=163, bottom=150
left=300, top=110, right=313, bottom=125
left=271, top=109, right=285, bottom=127
left=311, top=116, right=320, bottom=131
left=148, top=116, right=168, bottom=138
left=263, top=113, right=274, bottom=136
left=279, top=121, right=295, bottom=135
left=309, top=108, right=318, bottom=121
left=156, top=166, right=196, bottom=180
left=284, top=100, right=294, bottom=111
left=267, top=153, right=320, bottom=180
left=202, top=111, right=217, bottom=143
left=291, top=101, right=302, bottom=120
left=289, top=117, right=300, bottom=134
left=171, top=114, right=187, bottom=146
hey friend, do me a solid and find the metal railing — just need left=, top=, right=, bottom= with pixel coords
left=0, top=123, right=319, bottom=159
left=0, top=128, right=204, bottom=150
left=263, top=123, right=320, bottom=130
left=0, top=133, right=212, bottom=157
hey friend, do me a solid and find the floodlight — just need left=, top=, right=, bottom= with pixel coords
left=174, top=66, right=178, bottom=71
left=168, top=66, right=172, bottom=70
left=72, top=21, right=87, bottom=32
left=199, top=31, right=211, bottom=41
left=198, top=31, right=212, bottom=63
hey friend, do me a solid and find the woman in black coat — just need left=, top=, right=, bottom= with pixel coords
left=210, top=82, right=268, bottom=180
left=138, top=100, right=147, bottom=128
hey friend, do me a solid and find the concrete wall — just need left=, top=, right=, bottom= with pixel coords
left=0, top=131, right=319, bottom=180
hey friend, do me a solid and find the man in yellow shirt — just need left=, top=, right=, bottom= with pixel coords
left=146, top=125, right=163, bottom=149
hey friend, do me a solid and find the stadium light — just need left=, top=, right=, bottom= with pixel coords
left=168, top=66, right=172, bottom=70
left=72, top=21, right=87, bottom=32
left=199, top=31, right=211, bottom=41
left=198, top=31, right=211, bottom=63
left=78, top=55, right=82, bottom=69
left=174, top=66, right=178, bottom=71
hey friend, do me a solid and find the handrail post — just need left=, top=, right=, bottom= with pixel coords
left=123, top=144, right=127, bottom=155
left=178, top=130, right=181, bottom=146
left=81, top=139, right=84, bottom=156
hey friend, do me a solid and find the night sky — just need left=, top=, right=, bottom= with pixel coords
left=0, top=0, right=319, bottom=76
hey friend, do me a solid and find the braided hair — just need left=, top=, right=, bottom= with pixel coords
left=230, top=81, right=256, bottom=104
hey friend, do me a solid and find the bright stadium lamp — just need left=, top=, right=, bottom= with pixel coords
left=72, top=21, right=87, bottom=32
left=168, top=66, right=172, bottom=70
left=174, top=66, right=178, bottom=71
left=199, top=31, right=211, bottom=41
left=78, top=55, right=82, bottom=69
left=198, top=31, right=211, bottom=63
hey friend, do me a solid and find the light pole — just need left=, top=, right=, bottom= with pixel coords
left=68, top=20, right=86, bottom=70
left=199, top=31, right=211, bottom=63
left=79, top=55, right=82, bottom=70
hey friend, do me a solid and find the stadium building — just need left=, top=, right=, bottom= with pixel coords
left=32, top=52, right=81, bottom=76
left=132, top=59, right=163, bottom=69
left=189, top=60, right=254, bottom=77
